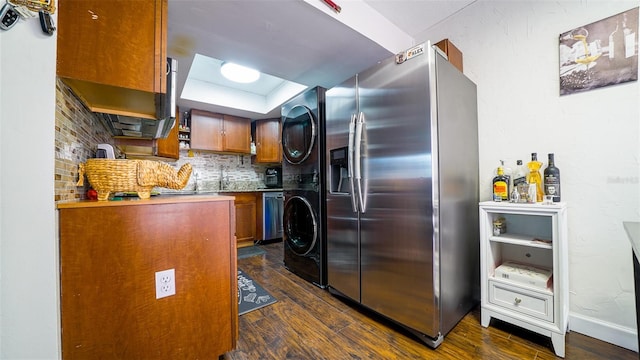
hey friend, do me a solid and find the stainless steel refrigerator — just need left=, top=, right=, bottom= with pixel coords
left=325, top=42, right=479, bottom=348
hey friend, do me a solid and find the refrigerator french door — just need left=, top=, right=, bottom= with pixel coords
left=326, top=43, right=479, bottom=347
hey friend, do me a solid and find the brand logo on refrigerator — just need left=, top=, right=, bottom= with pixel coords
left=395, top=43, right=425, bottom=64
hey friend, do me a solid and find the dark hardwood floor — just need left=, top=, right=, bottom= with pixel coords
left=227, top=241, right=637, bottom=359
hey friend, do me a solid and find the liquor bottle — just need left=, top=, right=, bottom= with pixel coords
left=512, top=160, right=527, bottom=187
left=500, top=160, right=512, bottom=196
left=492, top=166, right=509, bottom=202
left=544, top=153, right=561, bottom=202
left=526, top=153, right=543, bottom=202
left=512, top=160, right=528, bottom=202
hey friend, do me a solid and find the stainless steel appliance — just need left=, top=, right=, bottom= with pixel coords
left=262, top=192, right=283, bottom=242
left=325, top=42, right=479, bottom=347
left=98, top=58, right=177, bottom=139
left=264, top=167, right=282, bottom=188
left=281, top=86, right=327, bottom=288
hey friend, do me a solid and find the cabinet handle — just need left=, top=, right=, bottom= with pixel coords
left=514, top=297, right=522, bottom=305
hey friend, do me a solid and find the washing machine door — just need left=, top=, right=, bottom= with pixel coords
left=283, top=195, right=317, bottom=256
left=282, top=105, right=316, bottom=164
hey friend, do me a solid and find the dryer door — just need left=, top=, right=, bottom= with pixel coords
left=282, top=105, right=316, bottom=164
left=283, top=195, right=317, bottom=256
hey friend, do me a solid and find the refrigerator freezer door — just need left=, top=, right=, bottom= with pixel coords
left=357, top=49, right=439, bottom=337
left=326, top=76, right=361, bottom=302
left=326, top=44, right=479, bottom=346
left=432, top=53, right=480, bottom=335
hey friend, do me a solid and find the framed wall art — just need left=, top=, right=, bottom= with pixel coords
left=559, top=7, right=638, bottom=95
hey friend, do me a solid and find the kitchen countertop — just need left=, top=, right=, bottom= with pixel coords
left=219, top=188, right=283, bottom=193
left=56, top=194, right=235, bottom=209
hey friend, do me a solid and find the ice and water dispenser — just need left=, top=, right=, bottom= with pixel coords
left=329, top=146, right=350, bottom=194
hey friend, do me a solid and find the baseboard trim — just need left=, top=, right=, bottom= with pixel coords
left=569, top=312, right=638, bottom=352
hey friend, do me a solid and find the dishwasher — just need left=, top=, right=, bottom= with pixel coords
left=261, top=192, right=283, bottom=243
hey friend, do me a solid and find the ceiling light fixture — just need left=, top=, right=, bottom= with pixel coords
left=220, top=62, right=260, bottom=83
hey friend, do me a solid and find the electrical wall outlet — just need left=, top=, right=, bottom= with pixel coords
left=155, top=269, right=176, bottom=299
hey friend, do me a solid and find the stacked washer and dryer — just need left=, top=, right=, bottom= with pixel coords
left=280, top=86, right=327, bottom=288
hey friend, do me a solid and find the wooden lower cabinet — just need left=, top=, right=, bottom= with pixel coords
left=58, top=197, right=237, bottom=360
left=227, top=192, right=260, bottom=248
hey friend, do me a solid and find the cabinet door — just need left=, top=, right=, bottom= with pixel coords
left=222, top=115, right=251, bottom=153
left=57, top=0, right=167, bottom=118
left=231, top=193, right=257, bottom=248
left=191, top=109, right=224, bottom=151
left=156, top=115, right=179, bottom=159
left=255, top=119, right=282, bottom=163
left=59, top=200, right=237, bottom=359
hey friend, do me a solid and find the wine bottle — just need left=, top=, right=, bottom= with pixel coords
left=492, top=166, right=509, bottom=202
left=526, top=153, right=544, bottom=202
left=544, top=153, right=561, bottom=202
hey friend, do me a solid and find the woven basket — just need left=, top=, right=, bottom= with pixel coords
left=77, top=159, right=192, bottom=200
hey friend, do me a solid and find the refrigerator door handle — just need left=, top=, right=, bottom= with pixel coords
left=354, top=111, right=366, bottom=213
left=348, top=113, right=358, bottom=213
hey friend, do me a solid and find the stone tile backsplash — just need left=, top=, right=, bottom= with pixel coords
left=55, top=79, right=117, bottom=202
left=54, top=78, right=276, bottom=202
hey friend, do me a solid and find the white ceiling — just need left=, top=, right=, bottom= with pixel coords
left=167, top=0, right=476, bottom=120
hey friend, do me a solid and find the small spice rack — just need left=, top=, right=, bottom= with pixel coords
left=178, top=127, right=190, bottom=149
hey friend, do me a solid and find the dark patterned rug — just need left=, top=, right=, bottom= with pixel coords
left=237, top=269, right=277, bottom=315
left=237, top=246, right=267, bottom=259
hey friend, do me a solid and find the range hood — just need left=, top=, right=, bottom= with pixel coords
left=98, top=113, right=175, bottom=139
left=98, top=58, right=177, bottom=139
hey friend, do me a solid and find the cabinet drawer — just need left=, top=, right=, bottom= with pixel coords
left=489, top=279, right=553, bottom=322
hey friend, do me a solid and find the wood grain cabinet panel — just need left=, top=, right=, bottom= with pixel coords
left=190, top=110, right=250, bottom=154
left=255, top=118, right=282, bottom=163
left=56, top=0, right=167, bottom=118
left=190, top=109, right=224, bottom=151
left=435, top=38, right=463, bottom=73
left=156, top=114, right=180, bottom=159
left=58, top=199, right=237, bottom=359
left=223, top=115, right=252, bottom=154
left=227, top=192, right=258, bottom=248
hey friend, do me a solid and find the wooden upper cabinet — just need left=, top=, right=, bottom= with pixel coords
left=222, top=115, right=251, bottom=154
left=156, top=111, right=180, bottom=159
left=190, top=110, right=250, bottom=154
left=56, top=0, right=167, bottom=119
left=255, top=118, right=282, bottom=163
left=190, top=109, right=224, bottom=151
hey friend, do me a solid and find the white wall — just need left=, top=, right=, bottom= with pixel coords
left=0, top=15, right=60, bottom=360
left=418, top=0, right=640, bottom=351
left=0, top=1, right=637, bottom=357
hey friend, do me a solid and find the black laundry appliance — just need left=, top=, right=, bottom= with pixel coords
left=281, top=86, right=327, bottom=288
